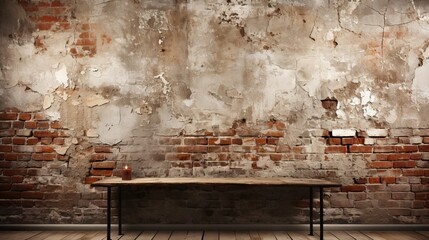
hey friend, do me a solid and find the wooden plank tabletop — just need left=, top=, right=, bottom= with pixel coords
left=91, top=177, right=341, bottom=187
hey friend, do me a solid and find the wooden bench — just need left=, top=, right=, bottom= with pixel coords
left=92, top=177, right=341, bottom=240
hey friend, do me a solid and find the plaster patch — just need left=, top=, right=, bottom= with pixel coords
left=0, top=85, right=43, bottom=112
left=86, top=95, right=110, bottom=107
left=43, top=94, right=54, bottom=110
left=94, top=105, right=138, bottom=145
left=412, top=58, right=429, bottom=101
left=386, top=109, right=398, bottom=124
left=154, top=72, right=170, bottom=95
left=54, top=64, right=69, bottom=88
left=55, top=146, right=69, bottom=155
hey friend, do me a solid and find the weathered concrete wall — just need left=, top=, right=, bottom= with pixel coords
left=0, top=0, right=428, bottom=224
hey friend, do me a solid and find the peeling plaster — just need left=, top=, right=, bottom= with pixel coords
left=86, top=94, right=110, bottom=107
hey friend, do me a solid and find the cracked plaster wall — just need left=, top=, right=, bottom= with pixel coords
left=1, top=0, right=429, bottom=224
left=2, top=0, right=429, bottom=144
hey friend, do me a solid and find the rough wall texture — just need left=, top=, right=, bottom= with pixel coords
left=0, top=0, right=429, bottom=224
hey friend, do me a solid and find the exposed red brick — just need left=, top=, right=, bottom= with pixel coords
left=50, top=121, right=62, bottom=129
left=349, top=145, right=373, bottom=153
left=158, top=137, right=181, bottom=145
left=325, top=146, right=347, bottom=154
left=0, top=129, right=15, bottom=137
left=327, top=138, right=341, bottom=145
left=276, top=145, right=290, bottom=153
left=419, top=145, right=429, bottom=152
left=403, top=169, right=426, bottom=176
left=368, top=177, right=381, bottom=184
left=0, top=122, right=11, bottom=129
left=94, top=146, right=112, bottom=153
left=26, top=138, right=39, bottom=145
left=4, top=153, right=18, bottom=161
left=37, top=121, right=49, bottom=129
left=341, top=185, right=366, bottom=192
left=22, top=191, right=44, bottom=199
left=90, top=169, right=113, bottom=176
left=3, top=169, right=27, bottom=176
left=92, top=161, right=116, bottom=169
left=32, top=153, right=56, bottom=161
left=387, top=153, right=411, bottom=161
left=393, top=161, right=416, bottom=168
left=51, top=0, right=64, bottom=7
left=0, top=161, right=12, bottom=168
left=0, top=145, right=13, bottom=152
left=90, top=154, right=106, bottom=161
left=10, top=176, right=23, bottom=183
left=411, top=153, right=422, bottom=160
left=208, top=137, right=231, bottom=145
left=35, top=146, right=54, bottom=153
left=12, top=138, right=26, bottom=145
left=41, top=138, right=52, bottom=145
left=416, top=193, right=429, bottom=200
left=397, top=145, right=419, bottom=153
left=424, top=137, right=429, bottom=144
left=33, top=130, right=58, bottom=138
left=13, top=121, right=24, bottom=129
left=18, top=113, right=31, bottom=121
left=382, top=176, right=396, bottom=184
left=176, top=146, right=207, bottom=153
left=53, top=138, right=64, bottom=145
left=265, top=130, right=284, bottom=137
left=270, top=154, right=282, bottom=161
left=25, top=121, right=37, bottom=129
left=11, top=183, right=35, bottom=191
left=2, top=138, right=12, bottom=144
left=0, top=191, right=21, bottom=199
left=85, top=176, right=103, bottom=184
left=166, top=153, right=191, bottom=161
left=370, top=161, right=393, bottom=169
left=255, top=138, right=266, bottom=145
left=267, top=138, right=279, bottom=145
left=0, top=113, right=17, bottom=120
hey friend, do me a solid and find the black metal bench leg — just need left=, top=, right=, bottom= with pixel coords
left=107, top=186, right=111, bottom=240
left=118, top=186, right=122, bottom=235
left=309, top=186, right=313, bottom=236
left=320, top=187, right=324, bottom=240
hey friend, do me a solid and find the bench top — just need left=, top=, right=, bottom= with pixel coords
left=91, top=177, right=341, bottom=187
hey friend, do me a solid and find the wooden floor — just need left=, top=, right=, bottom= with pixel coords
left=0, top=230, right=428, bottom=240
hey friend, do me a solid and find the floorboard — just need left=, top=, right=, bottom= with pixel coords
left=1, top=230, right=428, bottom=240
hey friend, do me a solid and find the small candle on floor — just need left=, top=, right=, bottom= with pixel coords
left=122, top=165, right=132, bottom=180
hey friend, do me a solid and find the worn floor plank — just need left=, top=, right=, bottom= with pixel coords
left=135, top=231, right=157, bottom=240
left=313, top=231, right=339, bottom=240
left=170, top=231, right=188, bottom=240
left=419, top=232, right=429, bottom=238
left=203, top=231, right=219, bottom=240
left=272, top=231, right=292, bottom=240
left=346, top=231, right=373, bottom=240
left=363, top=231, right=429, bottom=240
left=152, top=231, right=172, bottom=240
left=329, top=231, right=355, bottom=240
left=235, top=231, right=251, bottom=240
left=248, top=231, right=260, bottom=240
left=287, top=231, right=319, bottom=240
left=258, top=231, right=277, bottom=240
left=187, top=231, right=203, bottom=240
left=119, top=231, right=144, bottom=240
left=0, top=231, right=41, bottom=240
left=219, top=231, right=236, bottom=240
left=26, top=231, right=74, bottom=240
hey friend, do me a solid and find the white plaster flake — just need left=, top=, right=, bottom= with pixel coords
left=55, top=146, right=69, bottom=155
left=154, top=72, right=170, bottom=95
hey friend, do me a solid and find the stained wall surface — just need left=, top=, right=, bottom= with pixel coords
left=0, top=0, right=428, bottom=224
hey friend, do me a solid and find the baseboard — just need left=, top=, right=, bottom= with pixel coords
left=0, top=224, right=428, bottom=231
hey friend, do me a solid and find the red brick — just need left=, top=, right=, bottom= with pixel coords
left=18, top=113, right=31, bottom=121
left=424, top=137, right=429, bottom=144
left=26, top=138, right=39, bottom=145
left=3, top=169, right=27, bottom=176
left=0, top=145, right=12, bottom=152
left=0, top=122, right=11, bottom=129
left=39, top=15, right=62, bottom=23
left=403, top=169, right=425, bottom=176
left=270, top=154, right=282, bottom=161
left=12, top=138, right=26, bottom=145
left=51, top=0, right=64, bottom=7
left=368, top=177, right=381, bottom=184
left=0, top=113, right=17, bottom=120
left=41, top=138, right=52, bottom=145
left=90, top=153, right=106, bottom=161
left=422, top=178, right=429, bottom=184
left=4, top=153, right=17, bottom=161
left=94, top=146, right=112, bottom=153
left=416, top=193, right=429, bottom=200
left=0, top=129, right=15, bottom=137
left=33, top=130, right=58, bottom=138
left=0, top=191, right=21, bottom=199
left=265, top=130, right=284, bottom=137
left=34, top=113, right=47, bottom=121
left=22, top=191, right=44, bottom=199
left=0, top=184, right=11, bottom=191
left=85, top=176, right=103, bottom=184
left=10, top=176, right=23, bottom=183
left=81, top=23, right=90, bottom=30
left=370, top=161, right=393, bottom=168
left=232, top=138, right=242, bottom=145
left=374, top=146, right=396, bottom=153
left=276, top=145, right=290, bottom=153
left=267, top=138, right=279, bottom=145
left=25, top=121, right=37, bottom=129
left=13, top=121, right=24, bottom=129
left=0, top=161, right=12, bottom=168
left=52, top=7, right=67, bottom=15
left=2, top=138, right=11, bottom=144
left=349, top=145, right=373, bottom=153
left=53, top=138, right=64, bottom=145
left=387, top=153, right=411, bottom=161
left=35, top=146, right=54, bottom=153
left=382, top=176, right=396, bottom=184
left=166, top=153, right=191, bottom=161
left=11, top=183, right=36, bottom=191
left=325, top=146, right=347, bottom=154
left=37, top=121, right=49, bottom=129
left=50, top=121, right=62, bottom=129
left=341, top=185, right=366, bottom=192
left=36, top=23, right=53, bottom=30
left=31, top=153, right=56, bottom=161
left=75, top=38, right=96, bottom=46
left=411, top=153, right=422, bottom=160
left=176, top=146, right=207, bottom=153
left=327, top=138, right=341, bottom=145
left=91, top=161, right=116, bottom=169
left=393, top=161, right=416, bottom=168
left=354, top=177, right=368, bottom=184
left=158, top=138, right=181, bottom=145
left=419, top=145, right=429, bottom=152
left=90, top=169, right=113, bottom=176
left=255, top=138, right=266, bottom=145
left=397, top=145, right=419, bottom=153
left=208, top=137, right=232, bottom=145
